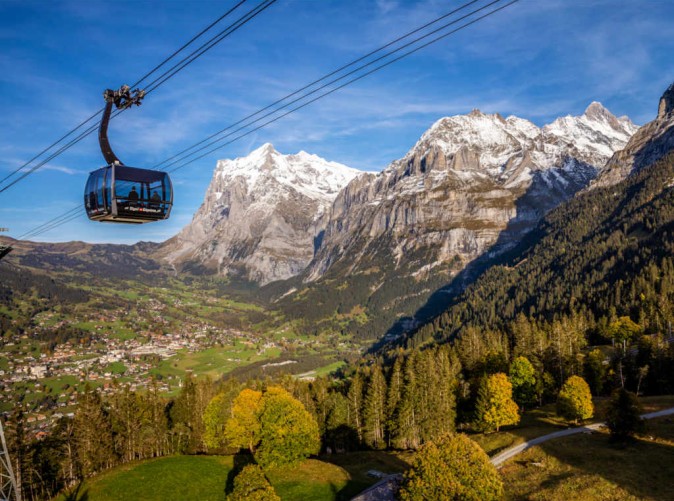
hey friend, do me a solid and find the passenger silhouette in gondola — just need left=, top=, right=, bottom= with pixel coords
left=128, top=186, right=139, bottom=208
left=150, top=190, right=161, bottom=211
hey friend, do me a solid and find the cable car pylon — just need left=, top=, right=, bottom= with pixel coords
left=0, top=419, right=20, bottom=501
left=0, top=228, right=12, bottom=261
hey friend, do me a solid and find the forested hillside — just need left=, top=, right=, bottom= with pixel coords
left=406, top=150, right=674, bottom=351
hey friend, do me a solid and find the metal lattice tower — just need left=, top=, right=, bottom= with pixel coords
left=0, top=419, right=20, bottom=501
left=0, top=228, right=11, bottom=262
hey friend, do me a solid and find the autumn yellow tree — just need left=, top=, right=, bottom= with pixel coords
left=254, top=386, right=321, bottom=469
left=399, top=433, right=503, bottom=500
left=224, top=388, right=263, bottom=452
left=474, top=373, right=520, bottom=432
left=557, top=375, right=593, bottom=424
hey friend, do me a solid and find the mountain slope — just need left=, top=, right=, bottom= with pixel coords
left=403, top=85, right=674, bottom=349
left=160, top=144, right=361, bottom=285
left=273, top=104, right=637, bottom=340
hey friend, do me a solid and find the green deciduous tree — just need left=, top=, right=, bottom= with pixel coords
left=399, top=433, right=503, bottom=501
left=227, top=464, right=280, bottom=501
left=509, top=356, right=536, bottom=408
left=474, top=373, right=520, bottom=432
left=607, top=316, right=642, bottom=352
left=557, top=375, right=594, bottom=424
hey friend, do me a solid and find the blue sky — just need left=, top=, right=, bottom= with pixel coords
left=1, top=0, right=673, bottom=244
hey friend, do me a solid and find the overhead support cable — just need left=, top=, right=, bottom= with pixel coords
left=16, top=0, right=520, bottom=239
left=143, top=0, right=278, bottom=96
left=19, top=204, right=83, bottom=241
left=153, top=0, right=483, bottom=170
left=160, top=0, right=518, bottom=173
left=130, top=0, right=249, bottom=90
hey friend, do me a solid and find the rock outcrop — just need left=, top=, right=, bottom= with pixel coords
left=593, top=83, right=674, bottom=188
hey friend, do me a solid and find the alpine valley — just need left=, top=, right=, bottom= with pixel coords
left=158, top=101, right=638, bottom=342
left=5, top=80, right=674, bottom=501
left=2, top=97, right=646, bottom=365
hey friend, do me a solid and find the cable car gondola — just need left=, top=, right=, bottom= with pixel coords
left=85, top=85, right=173, bottom=224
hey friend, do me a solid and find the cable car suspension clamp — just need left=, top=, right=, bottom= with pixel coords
left=103, top=85, right=146, bottom=110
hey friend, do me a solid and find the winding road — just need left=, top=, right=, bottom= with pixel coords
left=490, top=407, right=674, bottom=467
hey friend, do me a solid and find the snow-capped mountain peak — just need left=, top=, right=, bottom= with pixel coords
left=406, top=102, right=637, bottom=182
left=216, top=143, right=361, bottom=200
left=411, top=111, right=539, bottom=175
left=306, top=102, right=639, bottom=297
left=160, top=144, right=361, bottom=284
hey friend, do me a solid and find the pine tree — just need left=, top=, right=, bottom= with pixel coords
left=584, top=349, right=607, bottom=396
left=431, top=347, right=458, bottom=438
left=73, top=386, right=115, bottom=477
left=363, top=364, right=387, bottom=449
left=309, top=378, right=330, bottom=435
left=347, top=373, right=364, bottom=443
left=392, top=352, right=421, bottom=449
left=606, top=388, right=645, bottom=440
left=146, top=379, right=169, bottom=457
left=324, top=391, right=355, bottom=452
left=385, top=356, right=403, bottom=447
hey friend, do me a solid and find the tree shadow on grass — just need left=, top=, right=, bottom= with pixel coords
left=61, top=481, right=88, bottom=501
left=223, top=451, right=254, bottom=497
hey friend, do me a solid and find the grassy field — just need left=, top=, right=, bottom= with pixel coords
left=471, top=395, right=674, bottom=456
left=150, top=343, right=283, bottom=380
left=56, top=455, right=367, bottom=501
left=500, top=416, right=674, bottom=500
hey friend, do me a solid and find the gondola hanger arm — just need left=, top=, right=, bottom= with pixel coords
left=99, top=85, right=145, bottom=166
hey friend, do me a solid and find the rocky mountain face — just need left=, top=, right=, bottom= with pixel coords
left=307, top=104, right=637, bottom=281
left=593, top=83, right=674, bottom=188
left=160, top=144, right=361, bottom=285
left=273, top=103, right=637, bottom=339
